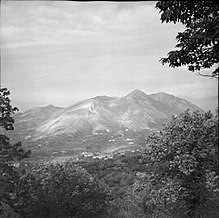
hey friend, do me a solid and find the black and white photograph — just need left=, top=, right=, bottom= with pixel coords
left=1, top=1, right=218, bottom=217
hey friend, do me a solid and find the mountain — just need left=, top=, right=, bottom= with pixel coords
left=149, top=92, right=202, bottom=114
left=9, top=90, right=203, bottom=143
left=8, top=105, right=63, bottom=142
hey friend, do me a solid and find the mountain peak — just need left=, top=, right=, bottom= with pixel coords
left=149, top=92, right=183, bottom=103
left=150, top=92, right=175, bottom=98
left=93, top=95, right=114, bottom=102
left=126, top=89, right=147, bottom=97
left=44, top=104, right=57, bottom=108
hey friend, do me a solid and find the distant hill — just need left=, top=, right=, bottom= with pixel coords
left=10, top=90, right=203, bottom=142
left=189, top=96, right=218, bottom=112
left=149, top=92, right=203, bottom=114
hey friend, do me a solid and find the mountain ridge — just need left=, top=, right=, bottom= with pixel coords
left=11, top=90, right=204, bottom=142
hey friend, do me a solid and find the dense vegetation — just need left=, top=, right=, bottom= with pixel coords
left=78, top=110, right=219, bottom=217
left=143, top=110, right=219, bottom=217
left=1, top=87, right=218, bottom=218
left=14, top=162, right=112, bottom=218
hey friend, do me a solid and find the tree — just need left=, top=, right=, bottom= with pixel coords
left=144, top=110, right=219, bottom=217
left=15, top=161, right=112, bottom=218
left=0, top=88, right=30, bottom=216
left=156, top=1, right=219, bottom=78
left=0, top=88, right=18, bottom=130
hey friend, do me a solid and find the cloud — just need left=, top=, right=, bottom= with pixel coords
left=1, top=1, right=160, bottom=49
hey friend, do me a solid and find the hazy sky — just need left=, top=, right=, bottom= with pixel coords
left=1, top=1, right=218, bottom=111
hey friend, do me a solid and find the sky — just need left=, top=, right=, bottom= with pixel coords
left=1, top=1, right=218, bottom=111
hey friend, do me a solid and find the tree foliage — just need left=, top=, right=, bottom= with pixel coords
left=0, top=88, right=30, bottom=216
left=15, top=161, right=112, bottom=218
left=156, top=1, right=219, bottom=78
left=143, top=110, right=219, bottom=217
left=0, top=88, right=18, bottom=130
left=0, top=135, right=30, bottom=206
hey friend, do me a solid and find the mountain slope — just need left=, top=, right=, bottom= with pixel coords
left=149, top=92, right=204, bottom=114
left=11, top=90, right=203, bottom=142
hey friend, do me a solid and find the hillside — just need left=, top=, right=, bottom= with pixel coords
left=7, top=90, right=204, bottom=158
